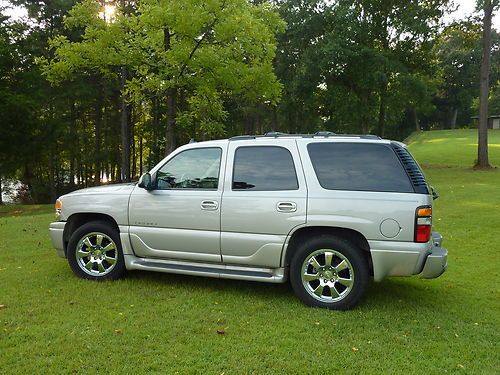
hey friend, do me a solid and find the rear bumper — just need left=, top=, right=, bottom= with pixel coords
left=419, top=232, right=448, bottom=279
left=49, top=221, right=66, bottom=258
left=369, top=231, right=447, bottom=281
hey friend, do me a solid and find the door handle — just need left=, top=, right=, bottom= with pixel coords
left=276, top=201, right=297, bottom=212
left=200, top=200, right=219, bottom=211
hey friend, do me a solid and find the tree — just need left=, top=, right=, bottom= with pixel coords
left=42, top=0, right=284, bottom=157
left=477, top=0, right=499, bottom=168
left=434, top=21, right=483, bottom=129
left=273, top=0, right=448, bottom=138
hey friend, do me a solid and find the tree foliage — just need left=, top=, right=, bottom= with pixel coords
left=1, top=0, right=499, bottom=202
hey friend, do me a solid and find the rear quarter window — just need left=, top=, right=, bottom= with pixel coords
left=307, top=143, right=414, bottom=193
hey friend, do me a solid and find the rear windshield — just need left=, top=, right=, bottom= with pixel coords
left=307, top=143, right=414, bottom=193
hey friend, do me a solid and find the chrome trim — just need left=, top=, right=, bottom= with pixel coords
left=124, top=255, right=286, bottom=283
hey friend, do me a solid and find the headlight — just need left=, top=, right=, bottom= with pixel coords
left=55, top=199, right=62, bottom=218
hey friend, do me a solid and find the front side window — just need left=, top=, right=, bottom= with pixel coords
left=232, top=146, right=299, bottom=191
left=156, top=148, right=222, bottom=189
left=307, top=143, right=414, bottom=193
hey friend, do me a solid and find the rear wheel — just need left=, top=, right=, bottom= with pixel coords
left=67, top=221, right=126, bottom=280
left=290, top=235, right=369, bottom=310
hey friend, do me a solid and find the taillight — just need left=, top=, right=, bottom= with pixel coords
left=415, top=206, right=432, bottom=243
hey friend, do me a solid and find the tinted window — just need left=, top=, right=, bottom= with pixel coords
left=307, top=143, right=413, bottom=193
left=232, top=146, right=299, bottom=191
left=157, top=148, right=221, bottom=189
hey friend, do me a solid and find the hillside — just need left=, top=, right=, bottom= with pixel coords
left=406, top=129, right=500, bottom=167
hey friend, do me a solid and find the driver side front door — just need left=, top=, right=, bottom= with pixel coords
left=128, top=146, right=225, bottom=263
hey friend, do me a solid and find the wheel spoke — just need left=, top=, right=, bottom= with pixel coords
left=103, top=242, right=116, bottom=252
left=83, top=237, right=93, bottom=249
left=303, top=272, right=320, bottom=282
left=309, top=257, right=322, bottom=271
left=104, top=255, right=117, bottom=265
left=324, top=252, right=334, bottom=267
left=337, top=276, right=353, bottom=287
left=329, top=285, right=340, bottom=298
left=85, top=260, right=94, bottom=271
left=313, top=284, right=324, bottom=297
left=97, top=262, right=106, bottom=273
left=77, top=249, right=90, bottom=259
left=95, top=234, right=104, bottom=247
left=335, top=259, right=349, bottom=272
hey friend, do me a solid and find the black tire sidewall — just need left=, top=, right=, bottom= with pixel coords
left=290, top=235, right=369, bottom=310
left=67, top=221, right=126, bottom=280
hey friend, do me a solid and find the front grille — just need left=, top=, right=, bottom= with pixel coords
left=391, top=143, right=429, bottom=194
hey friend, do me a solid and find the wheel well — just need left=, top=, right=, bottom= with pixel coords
left=284, top=226, right=372, bottom=272
left=62, top=213, right=120, bottom=255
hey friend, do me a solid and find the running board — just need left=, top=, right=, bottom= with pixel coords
left=124, top=255, right=286, bottom=283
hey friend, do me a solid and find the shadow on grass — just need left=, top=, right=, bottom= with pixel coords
left=120, top=270, right=454, bottom=312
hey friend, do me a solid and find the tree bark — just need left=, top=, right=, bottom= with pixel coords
left=121, top=66, right=131, bottom=181
left=164, top=28, right=177, bottom=156
left=166, top=88, right=177, bottom=155
left=449, top=107, right=458, bottom=129
left=69, top=101, right=76, bottom=188
left=477, top=0, right=494, bottom=168
left=94, top=94, right=102, bottom=183
left=0, top=175, right=3, bottom=205
left=377, top=83, right=387, bottom=137
left=412, top=107, right=420, bottom=132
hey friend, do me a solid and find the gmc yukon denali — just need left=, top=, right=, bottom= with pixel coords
left=49, top=133, right=448, bottom=310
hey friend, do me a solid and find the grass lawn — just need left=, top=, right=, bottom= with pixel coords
left=1, top=130, right=499, bottom=373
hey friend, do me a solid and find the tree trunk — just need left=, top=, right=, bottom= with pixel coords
left=0, top=175, right=3, bottom=205
left=272, top=106, right=279, bottom=132
left=377, top=83, right=387, bottom=137
left=164, top=29, right=177, bottom=156
left=477, top=0, right=493, bottom=168
left=166, top=88, right=177, bottom=155
left=121, top=66, right=131, bottom=181
left=412, top=107, right=420, bottom=132
left=94, top=95, right=102, bottom=183
left=449, top=107, right=458, bottom=129
left=69, top=101, right=76, bottom=188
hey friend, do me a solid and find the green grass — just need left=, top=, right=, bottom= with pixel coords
left=405, top=129, right=500, bottom=167
left=1, top=131, right=499, bottom=373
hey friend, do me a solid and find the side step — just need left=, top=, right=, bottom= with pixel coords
left=124, top=255, right=287, bottom=283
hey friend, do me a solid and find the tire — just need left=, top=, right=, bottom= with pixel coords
left=290, top=235, right=369, bottom=310
left=67, top=221, right=126, bottom=281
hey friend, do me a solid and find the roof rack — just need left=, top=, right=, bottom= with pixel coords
left=228, top=133, right=381, bottom=141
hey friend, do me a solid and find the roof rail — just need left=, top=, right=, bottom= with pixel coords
left=263, top=131, right=289, bottom=137
left=314, top=131, right=336, bottom=136
left=228, top=133, right=382, bottom=141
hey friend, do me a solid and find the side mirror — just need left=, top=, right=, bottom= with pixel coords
left=138, top=173, right=155, bottom=191
left=431, top=186, right=439, bottom=200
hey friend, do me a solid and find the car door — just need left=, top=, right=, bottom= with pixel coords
left=220, top=139, right=307, bottom=268
left=128, top=144, right=226, bottom=262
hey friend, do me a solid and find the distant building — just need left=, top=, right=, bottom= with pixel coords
left=472, top=115, right=500, bottom=129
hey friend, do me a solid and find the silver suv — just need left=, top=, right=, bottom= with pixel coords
left=49, top=133, right=447, bottom=310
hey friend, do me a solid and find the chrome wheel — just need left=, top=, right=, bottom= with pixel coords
left=301, top=249, right=355, bottom=303
left=75, top=232, right=118, bottom=277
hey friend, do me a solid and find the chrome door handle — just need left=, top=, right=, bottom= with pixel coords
left=276, top=201, right=297, bottom=212
left=200, top=200, right=219, bottom=210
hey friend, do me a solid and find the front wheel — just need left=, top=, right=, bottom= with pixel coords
left=290, top=235, right=369, bottom=310
left=67, top=221, right=126, bottom=280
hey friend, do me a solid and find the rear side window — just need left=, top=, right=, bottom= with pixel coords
left=232, top=146, right=299, bottom=191
left=307, top=143, right=414, bottom=193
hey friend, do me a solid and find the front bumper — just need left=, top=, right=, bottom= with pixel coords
left=49, top=221, right=66, bottom=258
left=419, top=232, right=448, bottom=279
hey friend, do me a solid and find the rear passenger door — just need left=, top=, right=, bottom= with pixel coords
left=220, top=140, right=307, bottom=268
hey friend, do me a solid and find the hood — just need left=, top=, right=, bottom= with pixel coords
left=63, top=183, right=136, bottom=197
